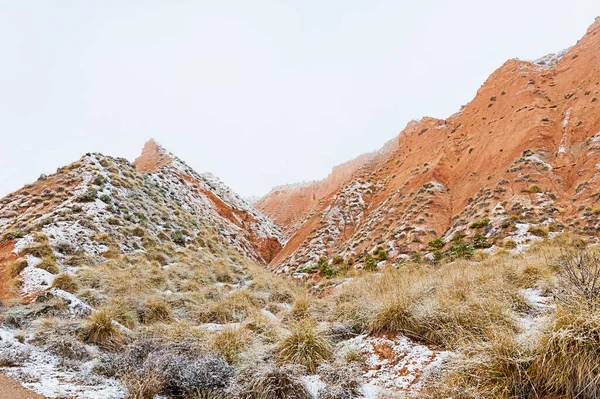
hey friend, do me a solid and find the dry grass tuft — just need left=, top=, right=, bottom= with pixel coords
left=276, top=320, right=333, bottom=373
left=212, top=327, right=249, bottom=364
left=36, top=256, right=60, bottom=274
left=8, top=258, right=28, bottom=278
left=83, top=309, right=122, bottom=348
left=122, top=367, right=164, bottom=399
left=52, top=273, right=80, bottom=293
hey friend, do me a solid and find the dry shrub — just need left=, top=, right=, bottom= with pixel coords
left=20, top=243, right=54, bottom=258
left=530, top=302, right=600, bottom=397
left=276, top=320, right=333, bottom=373
left=336, top=260, right=524, bottom=349
left=195, top=291, right=260, bottom=324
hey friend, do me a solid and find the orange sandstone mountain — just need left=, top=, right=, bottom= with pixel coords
left=263, top=18, right=600, bottom=274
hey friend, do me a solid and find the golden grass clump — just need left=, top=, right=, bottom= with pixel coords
left=36, top=256, right=60, bottom=274
left=20, top=243, right=54, bottom=258
left=83, top=309, right=122, bottom=348
left=139, top=297, right=173, bottom=324
left=276, top=320, right=333, bottom=373
left=529, top=306, right=600, bottom=397
left=51, top=273, right=80, bottom=293
left=212, top=327, right=249, bottom=364
left=8, top=258, right=28, bottom=278
left=122, top=367, right=164, bottom=399
left=424, top=330, right=534, bottom=399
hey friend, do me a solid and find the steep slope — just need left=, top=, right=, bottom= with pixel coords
left=0, top=141, right=281, bottom=302
left=269, top=18, right=600, bottom=274
left=255, top=152, right=377, bottom=236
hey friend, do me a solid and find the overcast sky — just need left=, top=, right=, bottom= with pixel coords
left=1, top=1, right=599, bottom=199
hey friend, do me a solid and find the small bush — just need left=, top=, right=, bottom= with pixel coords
left=373, top=246, right=388, bottom=261
left=276, top=321, right=333, bottom=372
left=529, top=226, right=548, bottom=238
left=52, top=273, right=80, bottom=293
left=316, top=364, right=361, bottom=399
left=363, top=254, right=377, bottom=271
left=446, top=240, right=474, bottom=259
left=1, top=230, right=25, bottom=241
left=528, top=185, right=542, bottom=193
left=77, top=186, right=98, bottom=202
left=46, top=337, right=90, bottom=361
left=530, top=307, right=600, bottom=398
left=473, top=233, right=492, bottom=249
left=172, top=230, right=186, bottom=245
left=122, top=367, right=164, bottom=399
left=138, top=297, right=173, bottom=324
left=470, top=217, right=490, bottom=229
left=428, top=238, right=445, bottom=250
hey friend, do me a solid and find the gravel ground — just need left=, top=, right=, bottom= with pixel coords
left=0, top=373, right=44, bottom=399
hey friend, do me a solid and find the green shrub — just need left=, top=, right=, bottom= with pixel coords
left=76, top=187, right=98, bottom=202
left=374, top=246, right=388, bottom=261
left=473, top=233, right=493, bottom=249
left=297, top=264, right=318, bottom=274
left=428, top=238, right=445, bottom=250
left=171, top=230, right=186, bottom=245
left=364, top=254, right=377, bottom=271
left=447, top=240, right=474, bottom=259
left=470, top=217, right=490, bottom=229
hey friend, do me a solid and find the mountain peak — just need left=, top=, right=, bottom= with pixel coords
left=134, top=139, right=173, bottom=173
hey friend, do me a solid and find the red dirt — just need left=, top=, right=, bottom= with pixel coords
left=0, top=374, right=44, bottom=399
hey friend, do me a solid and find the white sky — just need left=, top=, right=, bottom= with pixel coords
left=1, top=1, right=598, bottom=199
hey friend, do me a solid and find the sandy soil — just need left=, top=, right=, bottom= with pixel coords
left=0, top=373, right=44, bottom=399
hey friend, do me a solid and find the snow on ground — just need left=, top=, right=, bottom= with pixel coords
left=0, top=327, right=126, bottom=399
left=531, top=48, right=570, bottom=67
left=339, top=334, right=448, bottom=398
left=517, top=288, right=554, bottom=344
left=302, top=375, right=327, bottom=399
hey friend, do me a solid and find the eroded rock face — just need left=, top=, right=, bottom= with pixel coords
left=267, top=19, right=600, bottom=273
